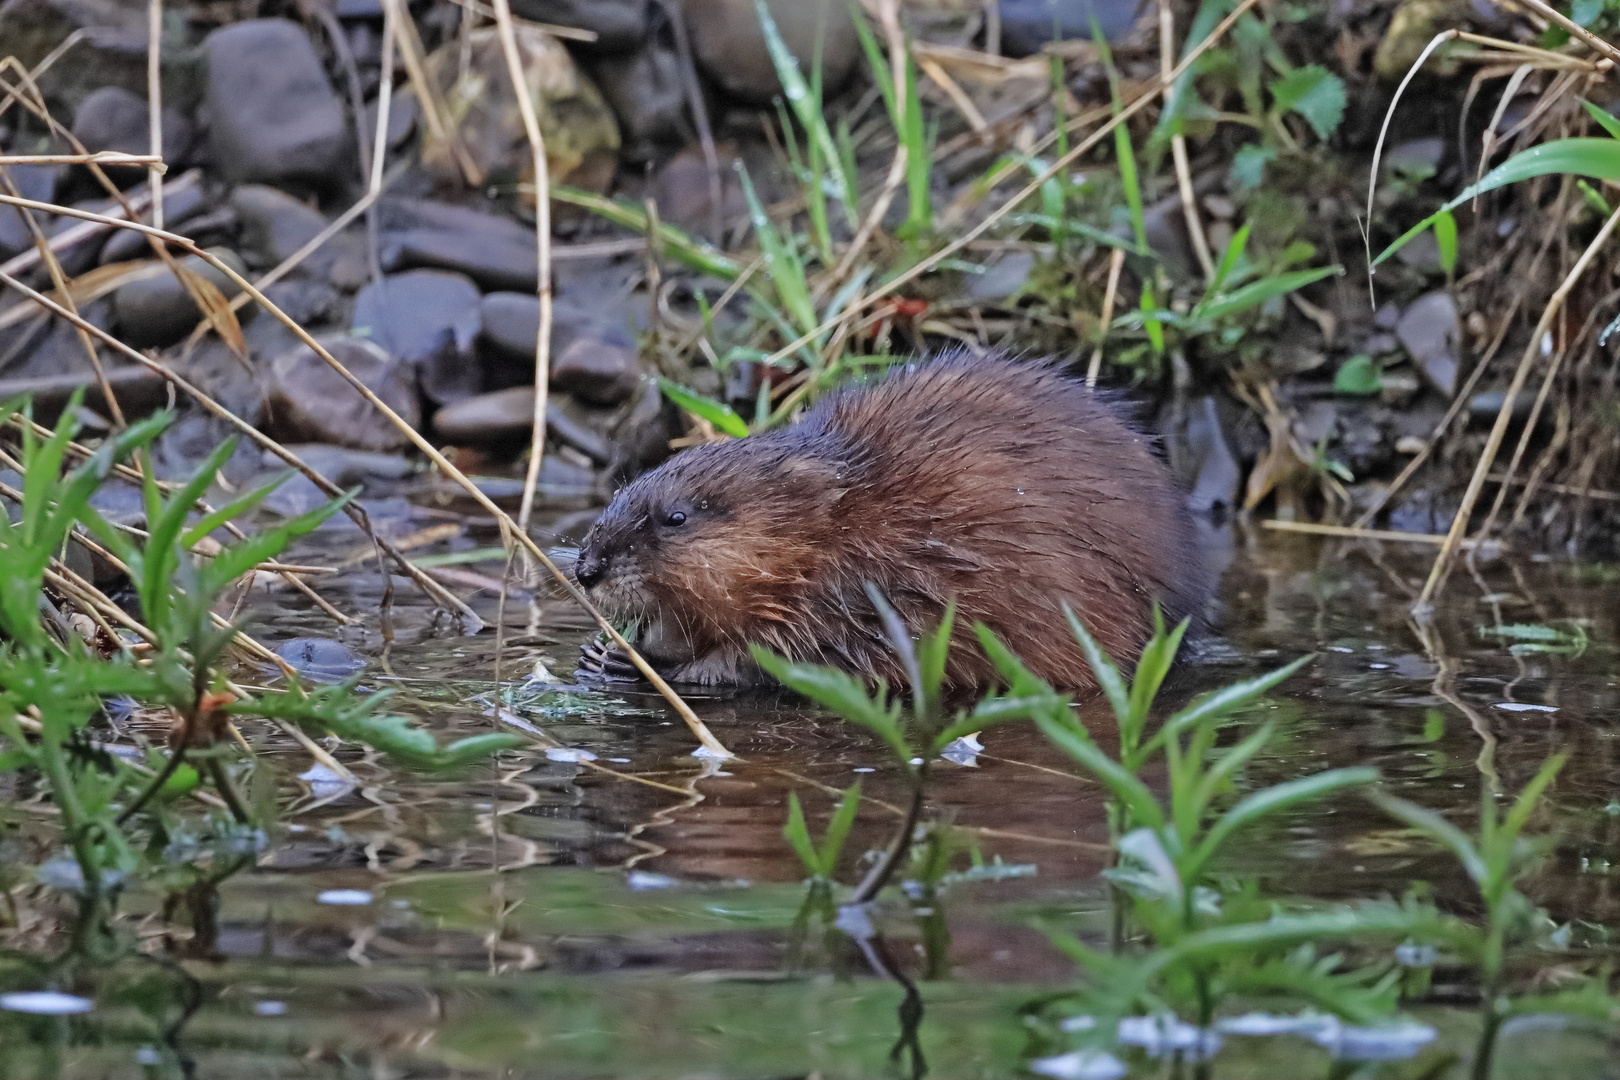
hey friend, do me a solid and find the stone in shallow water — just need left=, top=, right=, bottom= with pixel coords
left=276, top=637, right=365, bottom=682
left=204, top=19, right=350, bottom=190
left=264, top=334, right=420, bottom=452
left=351, top=269, right=483, bottom=405
left=552, top=334, right=641, bottom=406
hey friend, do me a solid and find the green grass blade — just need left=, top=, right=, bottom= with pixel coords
left=1035, top=712, right=1165, bottom=830
left=818, top=781, right=863, bottom=871
left=658, top=377, right=750, bottom=438
left=784, top=791, right=824, bottom=876
left=1148, top=652, right=1313, bottom=756
left=1375, top=138, right=1620, bottom=266
left=755, top=0, right=857, bottom=226
left=1197, top=265, right=1340, bottom=321
left=1368, top=790, right=1489, bottom=888
left=1580, top=99, right=1620, bottom=141
left=737, top=164, right=820, bottom=341
left=550, top=187, right=742, bottom=279
left=1062, top=603, right=1131, bottom=729
left=1185, top=767, right=1378, bottom=884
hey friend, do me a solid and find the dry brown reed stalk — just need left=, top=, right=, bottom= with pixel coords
left=0, top=260, right=481, bottom=628
left=147, top=0, right=164, bottom=229
left=1260, top=519, right=1496, bottom=548
left=0, top=195, right=730, bottom=758
left=1517, top=0, right=1620, bottom=65
left=1086, top=246, right=1125, bottom=387
left=0, top=170, right=198, bottom=280
left=1415, top=200, right=1620, bottom=613
left=0, top=153, right=161, bottom=169
left=382, top=0, right=479, bottom=184
left=489, top=0, right=554, bottom=537
left=1159, top=0, right=1213, bottom=281
left=760, top=0, right=1267, bottom=372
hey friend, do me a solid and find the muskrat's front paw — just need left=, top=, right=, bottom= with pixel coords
left=576, top=636, right=643, bottom=682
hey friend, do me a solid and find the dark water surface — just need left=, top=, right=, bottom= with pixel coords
left=7, top=510, right=1620, bottom=1078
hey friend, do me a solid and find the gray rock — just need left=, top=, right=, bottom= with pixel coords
left=1383, top=137, right=1444, bottom=178
left=998, top=0, right=1144, bottom=58
left=0, top=165, right=58, bottom=258
left=111, top=247, right=249, bottom=350
left=587, top=21, right=687, bottom=161
left=230, top=185, right=331, bottom=273
left=351, top=270, right=482, bottom=405
left=275, top=637, right=365, bottom=683
left=433, top=386, right=537, bottom=444
left=274, top=444, right=414, bottom=487
left=378, top=197, right=539, bottom=290
left=264, top=334, right=419, bottom=452
left=1468, top=388, right=1534, bottom=421
left=966, top=250, right=1034, bottom=302
left=1373, top=302, right=1401, bottom=330
left=261, top=278, right=343, bottom=327
left=432, top=387, right=611, bottom=463
left=361, top=92, right=419, bottom=153
left=1395, top=290, right=1459, bottom=396
left=684, top=0, right=859, bottom=105
left=552, top=334, right=641, bottom=406
left=204, top=19, right=349, bottom=189
left=510, top=0, right=649, bottom=53
left=71, top=86, right=192, bottom=164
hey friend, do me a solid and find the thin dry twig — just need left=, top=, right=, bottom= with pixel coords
left=1086, top=247, right=1126, bottom=387
left=147, top=0, right=165, bottom=230
left=1160, top=0, right=1213, bottom=280
left=490, top=0, right=554, bottom=537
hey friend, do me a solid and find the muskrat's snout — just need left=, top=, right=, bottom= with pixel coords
left=574, top=548, right=608, bottom=589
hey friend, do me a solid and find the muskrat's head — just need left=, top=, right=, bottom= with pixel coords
left=574, top=433, right=850, bottom=656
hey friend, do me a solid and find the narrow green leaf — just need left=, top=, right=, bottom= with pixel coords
left=1580, top=99, right=1620, bottom=141
left=1186, top=767, right=1378, bottom=884
left=1434, top=210, right=1458, bottom=275
left=1063, top=603, right=1130, bottom=727
left=1333, top=354, right=1383, bottom=395
left=1148, top=653, right=1313, bottom=756
left=1197, top=266, right=1341, bottom=322
left=550, top=186, right=742, bottom=280
left=1036, top=713, right=1165, bottom=830
left=819, top=781, right=863, bottom=871
left=1368, top=790, right=1489, bottom=887
left=1376, top=139, right=1620, bottom=266
left=657, top=378, right=750, bottom=438
left=1210, top=222, right=1251, bottom=295
left=784, top=791, right=823, bottom=876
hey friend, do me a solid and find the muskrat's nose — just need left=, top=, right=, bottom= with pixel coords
left=575, top=552, right=608, bottom=589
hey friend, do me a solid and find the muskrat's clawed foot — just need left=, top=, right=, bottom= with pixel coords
left=576, top=635, right=643, bottom=682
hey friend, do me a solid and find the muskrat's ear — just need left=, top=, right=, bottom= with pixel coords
left=775, top=455, right=849, bottom=497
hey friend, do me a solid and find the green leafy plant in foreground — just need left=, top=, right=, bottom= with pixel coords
left=0, top=398, right=517, bottom=966
left=1373, top=757, right=1619, bottom=1080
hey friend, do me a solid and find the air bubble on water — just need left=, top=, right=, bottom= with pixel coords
left=0, top=991, right=93, bottom=1015
left=1028, top=1050, right=1127, bottom=1080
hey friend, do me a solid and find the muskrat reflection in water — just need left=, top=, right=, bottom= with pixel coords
left=573, top=352, right=1207, bottom=692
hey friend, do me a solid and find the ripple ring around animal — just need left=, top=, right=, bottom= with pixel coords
left=572, top=352, right=1208, bottom=693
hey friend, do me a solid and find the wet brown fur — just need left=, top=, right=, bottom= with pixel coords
left=576, top=352, right=1205, bottom=691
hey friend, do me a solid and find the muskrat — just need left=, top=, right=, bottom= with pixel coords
left=573, top=352, right=1205, bottom=692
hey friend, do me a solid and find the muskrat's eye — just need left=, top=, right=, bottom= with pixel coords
left=664, top=511, right=687, bottom=527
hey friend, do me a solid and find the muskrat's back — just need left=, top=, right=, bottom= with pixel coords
left=574, top=353, right=1206, bottom=692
